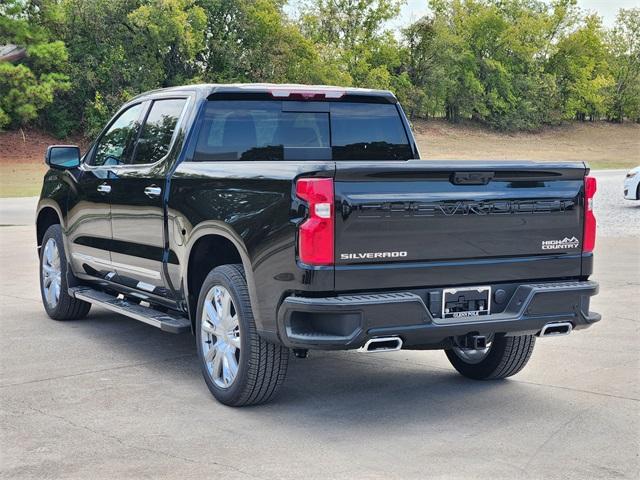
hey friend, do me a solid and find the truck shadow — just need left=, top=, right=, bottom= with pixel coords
left=71, top=309, right=546, bottom=428
left=268, top=353, right=530, bottom=426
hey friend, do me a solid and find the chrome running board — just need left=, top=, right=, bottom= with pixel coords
left=69, top=287, right=191, bottom=334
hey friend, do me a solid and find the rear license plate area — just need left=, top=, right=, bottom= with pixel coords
left=442, top=286, right=491, bottom=319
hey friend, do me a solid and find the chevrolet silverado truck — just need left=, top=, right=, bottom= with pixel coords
left=37, top=84, right=600, bottom=406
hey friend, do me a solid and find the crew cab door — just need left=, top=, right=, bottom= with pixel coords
left=67, top=102, right=145, bottom=280
left=109, top=97, right=188, bottom=297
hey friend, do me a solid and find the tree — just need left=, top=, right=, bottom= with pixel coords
left=299, top=0, right=404, bottom=88
left=605, top=8, right=640, bottom=122
left=127, top=0, right=207, bottom=87
left=1, top=0, right=637, bottom=136
left=548, top=15, right=614, bottom=121
left=404, top=0, right=576, bottom=130
left=196, top=0, right=348, bottom=85
left=41, top=0, right=206, bottom=136
left=0, top=0, right=70, bottom=129
left=404, top=11, right=483, bottom=121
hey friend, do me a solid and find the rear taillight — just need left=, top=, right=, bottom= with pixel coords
left=583, top=176, right=597, bottom=253
left=296, top=178, right=334, bottom=265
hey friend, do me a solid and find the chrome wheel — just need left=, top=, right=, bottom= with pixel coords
left=452, top=335, right=494, bottom=364
left=41, top=238, right=62, bottom=309
left=200, top=285, right=241, bottom=389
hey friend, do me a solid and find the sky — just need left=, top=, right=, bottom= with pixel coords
left=397, top=0, right=639, bottom=28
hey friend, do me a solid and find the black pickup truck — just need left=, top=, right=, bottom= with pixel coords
left=37, top=84, right=600, bottom=406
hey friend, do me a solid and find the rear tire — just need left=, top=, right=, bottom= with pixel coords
left=39, top=224, right=91, bottom=320
left=195, top=264, right=289, bottom=406
left=445, top=334, right=535, bottom=380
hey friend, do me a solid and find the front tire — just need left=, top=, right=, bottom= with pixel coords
left=39, top=224, right=91, bottom=320
left=196, top=264, right=289, bottom=406
left=445, top=334, right=535, bottom=380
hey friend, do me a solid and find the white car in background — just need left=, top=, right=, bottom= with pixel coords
left=624, top=166, right=640, bottom=200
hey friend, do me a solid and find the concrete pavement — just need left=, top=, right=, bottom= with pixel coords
left=0, top=196, right=37, bottom=226
left=0, top=171, right=639, bottom=479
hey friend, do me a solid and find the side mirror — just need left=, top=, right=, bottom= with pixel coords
left=45, top=145, right=81, bottom=170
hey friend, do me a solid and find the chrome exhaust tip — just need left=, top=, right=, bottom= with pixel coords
left=357, top=336, right=403, bottom=353
left=539, top=322, right=573, bottom=337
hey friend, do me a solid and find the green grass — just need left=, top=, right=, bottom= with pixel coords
left=0, top=163, right=46, bottom=198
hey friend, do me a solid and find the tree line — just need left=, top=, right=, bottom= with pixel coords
left=1, top=0, right=638, bottom=137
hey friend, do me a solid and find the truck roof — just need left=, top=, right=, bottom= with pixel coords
left=132, top=83, right=397, bottom=102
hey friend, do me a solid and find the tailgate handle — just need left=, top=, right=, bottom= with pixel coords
left=451, top=172, right=494, bottom=185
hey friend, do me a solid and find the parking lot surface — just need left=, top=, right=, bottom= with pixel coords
left=1, top=170, right=638, bottom=479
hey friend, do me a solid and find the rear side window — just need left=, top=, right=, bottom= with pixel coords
left=131, top=98, right=186, bottom=165
left=192, top=100, right=412, bottom=161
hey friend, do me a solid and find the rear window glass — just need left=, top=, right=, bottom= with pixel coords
left=192, top=100, right=412, bottom=161
left=193, top=101, right=330, bottom=161
left=331, top=103, right=412, bottom=160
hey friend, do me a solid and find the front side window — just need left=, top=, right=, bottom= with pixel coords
left=91, top=104, right=143, bottom=166
left=192, top=100, right=412, bottom=161
left=131, top=98, right=186, bottom=165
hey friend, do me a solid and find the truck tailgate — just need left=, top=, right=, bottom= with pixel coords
left=334, top=161, right=587, bottom=290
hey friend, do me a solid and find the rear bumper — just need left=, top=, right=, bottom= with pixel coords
left=276, top=280, right=600, bottom=350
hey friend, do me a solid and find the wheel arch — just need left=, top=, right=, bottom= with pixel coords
left=36, top=204, right=63, bottom=248
left=183, top=223, right=260, bottom=331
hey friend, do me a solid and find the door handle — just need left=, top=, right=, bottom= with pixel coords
left=144, top=186, right=162, bottom=198
left=97, top=183, right=111, bottom=194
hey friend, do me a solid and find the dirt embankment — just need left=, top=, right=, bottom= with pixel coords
left=414, top=119, right=640, bottom=168
left=1, top=121, right=638, bottom=197
left=0, top=128, right=87, bottom=164
left=0, top=129, right=88, bottom=198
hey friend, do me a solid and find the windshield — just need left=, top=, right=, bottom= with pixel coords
left=192, top=100, right=413, bottom=161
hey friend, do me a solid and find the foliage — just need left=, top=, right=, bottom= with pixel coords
left=299, top=0, right=403, bottom=87
left=548, top=15, right=614, bottom=121
left=404, top=0, right=579, bottom=130
left=0, top=0, right=70, bottom=129
left=48, top=0, right=208, bottom=136
left=0, top=0, right=639, bottom=135
left=605, top=8, right=640, bottom=122
left=196, top=0, right=348, bottom=85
